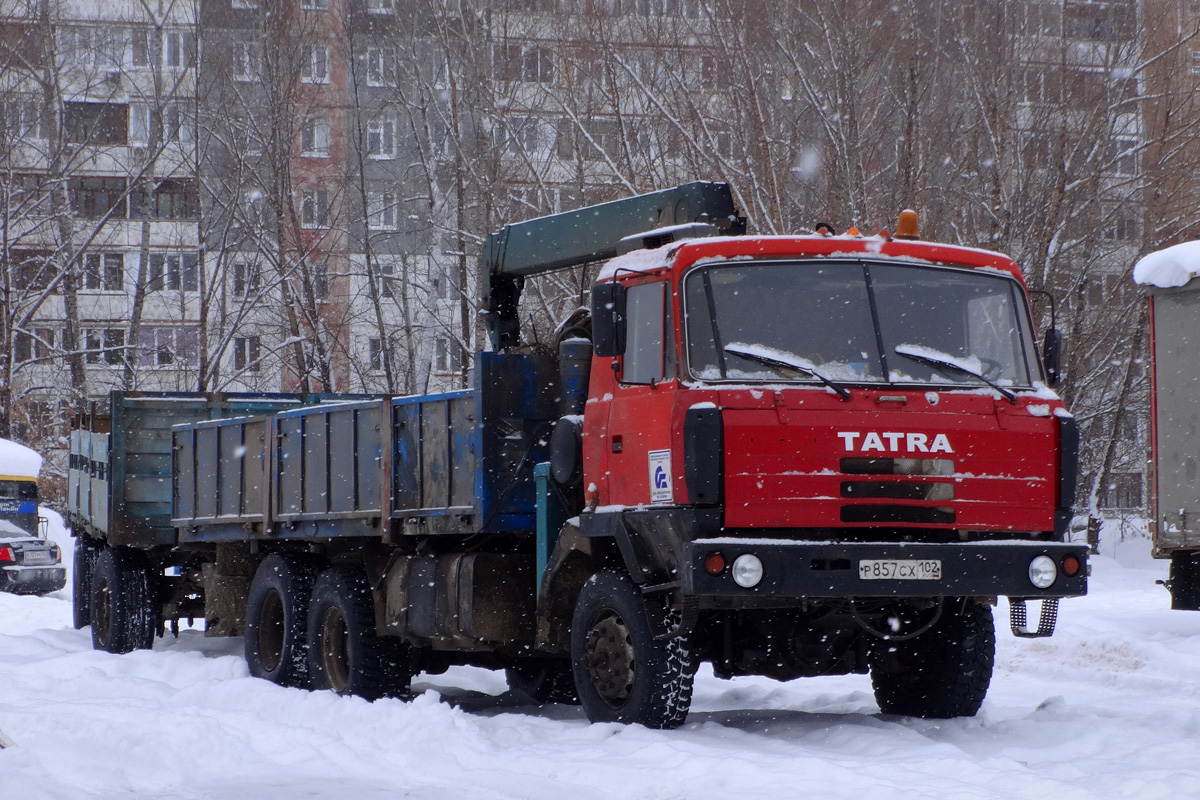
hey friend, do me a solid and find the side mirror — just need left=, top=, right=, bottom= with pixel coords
left=591, top=282, right=626, bottom=358
left=1042, top=328, right=1063, bottom=387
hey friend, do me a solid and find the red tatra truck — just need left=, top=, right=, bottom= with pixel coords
left=70, top=183, right=1086, bottom=729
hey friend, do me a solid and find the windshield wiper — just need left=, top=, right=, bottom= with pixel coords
left=894, top=346, right=1016, bottom=403
left=723, top=343, right=852, bottom=401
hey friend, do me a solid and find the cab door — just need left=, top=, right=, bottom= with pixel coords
left=606, top=280, right=677, bottom=507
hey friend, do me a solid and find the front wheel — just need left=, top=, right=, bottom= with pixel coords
left=869, top=598, right=995, bottom=719
left=306, top=566, right=411, bottom=700
left=570, top=571, right=696, bottom=729
left=90, top=546, right=156, bottom=654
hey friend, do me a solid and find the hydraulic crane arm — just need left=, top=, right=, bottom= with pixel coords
left=480, top=181, right=745, bottom=350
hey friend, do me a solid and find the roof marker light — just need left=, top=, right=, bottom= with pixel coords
left=896, top=209, right=919, bottom=239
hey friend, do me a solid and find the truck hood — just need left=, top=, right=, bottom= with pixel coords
left=717, top=387, right=1063, bottom=533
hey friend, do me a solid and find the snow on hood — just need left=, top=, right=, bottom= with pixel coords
left=0, top=437, right=41, bottom=479
left=1133, top=241, right=1200, bottom=288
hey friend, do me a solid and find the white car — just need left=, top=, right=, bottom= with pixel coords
left=0, top=519, right=66, bottom=596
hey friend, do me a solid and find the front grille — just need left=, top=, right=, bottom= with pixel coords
left=840, top=457, right=954, bottom=476
left=841, top=481, right=954, bottom=501
left=840, top=505, right=956, bottom=524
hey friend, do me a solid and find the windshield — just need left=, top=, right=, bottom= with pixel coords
left=683, top=260, right=1039, bottom=388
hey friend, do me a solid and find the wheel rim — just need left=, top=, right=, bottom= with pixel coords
left=257, top=589, right=285, bottom=672
left=92, top=577, right=112, bottom=644
left=320, top=606, right=350, bottom=692
left=583, top=610, right=635, bottom=707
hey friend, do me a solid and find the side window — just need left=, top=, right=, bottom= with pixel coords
left=623, top=281, right=667, bottom=385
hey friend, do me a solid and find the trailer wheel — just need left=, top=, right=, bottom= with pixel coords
left=73, top=536, right=103, bottom=630
left=869, top=599, right=995, bottom=719
left=244, top=553, right=324, bottom=688
left=90, top=547, right=156, bottom=654
left=307, top=567, right=409, bottom=700
left=570, top=571, right=696, bottom=729
left=505, top=660, right=580, bottom=705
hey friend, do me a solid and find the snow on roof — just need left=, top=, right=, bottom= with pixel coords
left=0, top=437, right=41, bottom=479
left=1133, top=240, right=1200, bottom=289
left=595, top=241, right=673, bottom=282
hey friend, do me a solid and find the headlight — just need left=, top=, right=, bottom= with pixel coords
left=731, top=554, right=764, bottom=588
left=1028, top=555, right=1057, bottom=589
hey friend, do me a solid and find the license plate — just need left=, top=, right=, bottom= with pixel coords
left=859, top=559, right=942, bottom=580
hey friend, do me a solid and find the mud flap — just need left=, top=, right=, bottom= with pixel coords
left=1009, top=597, right=1058, bottom=638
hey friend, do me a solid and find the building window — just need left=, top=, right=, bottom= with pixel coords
left=138, top=327, right=198, bottom=367
left=14, top=331, right=31, bottom=363
left=494, top=44, right=554, bottom=83
left=367, top=116, right=395, bottom=158
left=233, top=261, right=261, bottom=297
left=131, top=28, right=149, bottom=67
left=2, top=97, right=44, bottom=140
left=233, top=38, right=259, bottom=81
left=163, top=30, right=195, bottom=69
left=368, top=191, right=397, bottom=231
left=366, top=48, right=386, bottom=85
left=1107, top=137, right=1137, bottom=176
left=129, top=103, right=150, bottom=144
left=163, top=103, right=195, bottom=143
left=372, top=261, right=395, bottom=297
left=434, top=336, right=462, bottom=373
left=301, top=44, right=329, bottom=83
left=1101, top=213, right=1138, bottom=241
left=12, top=249, right=54, bottom=290
left=132, top=179, right=199, bottom=220
left=300, top=117, right=330, bottom=157
left=232, top=0, right=259, bottom=8
left=433, top=259, right=460, bottom=301
left=302, top=0, right=330, bottom=8
left=234, top=336, right=262, bottom=372
left=69, top=177, right=128, bottom=218
left=367, top=0, right=394, bottom=13
left=148, top=252, right=200, bottom=292
left=301, top=188, right=329, bottom=228
left=368, top=337, right=384, bottom=372
left=84, top=328, right=126, bottom=366
left=64, top=102, right=127, bottom=145
left=83, top=253, right=124, bottom=291
left=33, top=327, right=55, bottom=360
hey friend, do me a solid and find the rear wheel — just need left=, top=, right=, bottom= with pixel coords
left=90, top=547, right=156, bottom=654
left=869, top=599, right=995, bottom=719
left=306, top=567, right=411, bottom=700
left=571, top=571, right=696, bottom=729
left=72, top=536, right=102, bottom=629
left=244, top=553, right=324, bottom=688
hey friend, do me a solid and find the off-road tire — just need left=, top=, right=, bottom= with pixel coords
left=570, top=571, right=696, bottom=729
left=505, top=660, right=580, bottom=705
left=90, top=546, right=156, bottom=654
left=306, top=566, right=411, bottom=700
left=73, top=535, right=103, bottom=629
left=244, top=553, right=325, bottom=688
left=869, top=599, right=995, bottom=719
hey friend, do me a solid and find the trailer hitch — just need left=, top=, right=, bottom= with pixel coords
left=1009, top=597, right=1059, bottom=638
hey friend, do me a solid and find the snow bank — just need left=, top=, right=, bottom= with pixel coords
left=1, top=528, right=1195, bottom=800
left=1132, top=240, right=1200, bottom=288
left=0, top=437, right=41, bottom=478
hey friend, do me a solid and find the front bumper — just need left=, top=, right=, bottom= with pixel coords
left=0, top=565, right=67, bottom=595
left=683, top=539, right=1087, bottom=599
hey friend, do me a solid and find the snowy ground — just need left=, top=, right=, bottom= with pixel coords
left=2, top=513, right=1198, bottom=800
